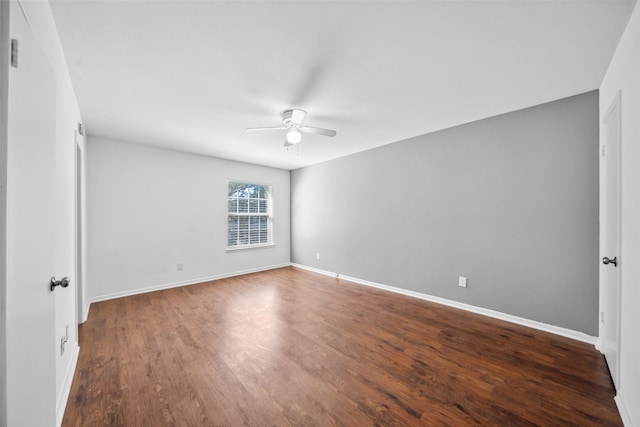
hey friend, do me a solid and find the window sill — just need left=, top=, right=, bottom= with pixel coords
left=226, top=243, right=275, bottom=252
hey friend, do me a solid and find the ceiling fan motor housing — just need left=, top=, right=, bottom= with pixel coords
left=282, top=109, right=307, bottom=127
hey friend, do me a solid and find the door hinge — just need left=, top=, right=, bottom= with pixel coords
left=10, top=39, right=18, bottom=68
left=601, top=144, right=606, bottom=157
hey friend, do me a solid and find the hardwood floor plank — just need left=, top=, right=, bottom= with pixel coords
left=63, top=267, right=621, bottom=426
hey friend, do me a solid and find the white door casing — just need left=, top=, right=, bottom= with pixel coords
left=600, top=90, right=622, bottom=391
left=76, top=136, right=85, bottom=324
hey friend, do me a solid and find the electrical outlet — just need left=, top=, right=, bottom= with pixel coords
left=458, top=276, right=467, bottom=288
left=177, top=262, right=184, bottom=271
left=316, top=253, right=320, bottom=260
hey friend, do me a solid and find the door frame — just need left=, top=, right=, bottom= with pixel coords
left=599, top=90, right=623, bottom=390
left=75, top=134, right=86, bottom=324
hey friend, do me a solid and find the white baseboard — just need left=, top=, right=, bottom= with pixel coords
left=86, top=262, right=599, bottom=346
left=81, top=300, right=90, bottom=324
left=87, top=263, right=291, bottom=306
left=595, top=337, right=604, bottom=353
left=615, top=390, right=634, bottom=427
left=291, top=263, right=597, bottom=346
left=56, top=344, right=79, bottom=427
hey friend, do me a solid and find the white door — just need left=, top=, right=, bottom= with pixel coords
left=4, top=1, right=58, bottom=425
left=601, top=91, right=622, bottom=391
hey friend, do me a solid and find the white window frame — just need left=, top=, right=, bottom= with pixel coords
left=227, top=181, right=273, bottom=250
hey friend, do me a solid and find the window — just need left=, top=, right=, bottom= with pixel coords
left=227, top=181, right=272, bottom=249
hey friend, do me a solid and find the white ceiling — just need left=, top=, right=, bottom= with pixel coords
left=50, top=0, right=636, bottom=170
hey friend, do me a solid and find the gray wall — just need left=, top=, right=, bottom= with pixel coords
left=87, top=137, right=290, bottom=301
left=291, top=91, right=599, bottom=335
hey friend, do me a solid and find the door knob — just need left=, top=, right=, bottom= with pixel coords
left=602, top=257, right=618, bottom=267
left=50, top=276, right=70, bottom=291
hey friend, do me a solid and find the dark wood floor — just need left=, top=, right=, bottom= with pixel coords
left=63, top=267, right=621, bottom=426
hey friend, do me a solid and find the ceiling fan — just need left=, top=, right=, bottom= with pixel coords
left=247, top=109, right=337, bottom=146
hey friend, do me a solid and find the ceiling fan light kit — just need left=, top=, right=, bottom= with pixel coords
left=286, top=129, right=302, bottom=144
left=247, top=109, right=337, bottom=147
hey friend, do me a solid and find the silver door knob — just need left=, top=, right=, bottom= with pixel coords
left=602, top=257, right=618, bottom=267
left=50, top=276, right=70, bottom=291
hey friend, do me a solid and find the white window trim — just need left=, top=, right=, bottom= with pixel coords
left=226, top=242, right=276, bottom=253
left=227, top=180, right=273, bottom=250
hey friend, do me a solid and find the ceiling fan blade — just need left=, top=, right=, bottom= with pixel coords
left=301, top=126, right=337, bottom=137
left=246, top=126, right=287, bottom=132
